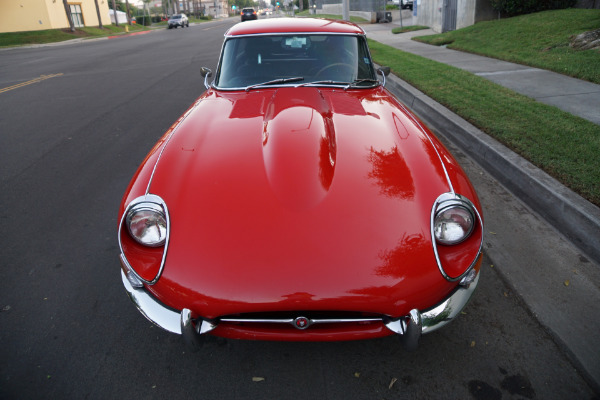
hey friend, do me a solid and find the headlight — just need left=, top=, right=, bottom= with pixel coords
left=126, top=202, right=167, bottom=247
left=434, top=204, right=474, bottom=245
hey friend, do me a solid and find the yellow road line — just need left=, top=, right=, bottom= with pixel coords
left=0, top=73, right=64, bottom=94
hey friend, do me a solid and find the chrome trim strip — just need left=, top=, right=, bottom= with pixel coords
left=118, top=194, right=171, bottom=285
left=385, top=271, right=480, bottom=336
left=122, top=268, right=479, bottom=345
left=421, top=271, right=480, bottom=334
left=224, top=32, right=367, bottom=39
left=214, top=83, right=373, bottom=92
left=120, top=269, right=181, bottom=334
left=213, top=32, right=371, bottom=91
left=400, top=309, right=422, bottom=351
left=181, top=308, right=216, bottom=350
left=430, top=193, right=484, bottom=282
left=220, top=317, right=381, bottom=330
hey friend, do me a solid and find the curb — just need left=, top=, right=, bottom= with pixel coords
left=385, top=72, right=600, bottom=392
left=384, top=72, right=600, bottom=266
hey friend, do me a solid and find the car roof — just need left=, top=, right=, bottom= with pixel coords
left=225, top=17, right=365, bottom=37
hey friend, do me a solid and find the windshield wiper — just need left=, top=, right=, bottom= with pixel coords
left=245, top=77, right=304, bottom=92
left=297, top=80, right=350, bottom=87
left=344, top=79, right=380, bottom=89
left=297, top=79, right=381, bottom=89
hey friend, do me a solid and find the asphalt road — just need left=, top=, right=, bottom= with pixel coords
left=0, top=18, right=596, bottom=399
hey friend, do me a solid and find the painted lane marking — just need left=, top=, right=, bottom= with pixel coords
left=108, top=30, right=152, bottom=39
left=0, top=73, right=64, bottom=94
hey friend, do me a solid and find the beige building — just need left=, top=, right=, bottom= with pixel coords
left=0, top=0, right=112, bottom=33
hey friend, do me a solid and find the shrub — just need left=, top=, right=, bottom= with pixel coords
left=490, top=0, right=576, bottom=17
left=135, top=15, right=152, bottom=26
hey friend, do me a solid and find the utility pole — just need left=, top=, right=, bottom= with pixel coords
left=342, top=0, right=349, bottom=21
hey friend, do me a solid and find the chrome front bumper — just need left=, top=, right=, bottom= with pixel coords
left=121, top=268, right=480, bottom=350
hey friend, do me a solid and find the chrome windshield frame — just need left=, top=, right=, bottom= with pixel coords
left=211, top=32, right=378, bottom=92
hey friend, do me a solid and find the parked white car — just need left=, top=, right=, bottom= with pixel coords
left=168, top=14, right=189, bottom=29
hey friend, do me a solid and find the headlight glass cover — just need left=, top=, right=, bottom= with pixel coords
left=434, top=204, right=475, bottom=245
left=126, top=203, right=167, bottom=247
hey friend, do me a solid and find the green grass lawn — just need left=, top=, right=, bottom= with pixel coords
left=0, top=24, right=150, bottom=47
left=414, top=9, right=600, bottom=84
left=368, top=38, right=600, bottom=206
left=392, top=25, right=429, bottom=34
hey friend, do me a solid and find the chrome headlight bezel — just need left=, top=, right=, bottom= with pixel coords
left=118, top=194, right=171, bottom=285
left=126, top=202, right=168, bottom=247
left=430, top=193, right=483, bottom=282
left=433, top=202, right=475, bottom=245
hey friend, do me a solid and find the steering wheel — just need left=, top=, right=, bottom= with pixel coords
left=314, top=63, right=355, bottom=79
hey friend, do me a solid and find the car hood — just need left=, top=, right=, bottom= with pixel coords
left=144, top=87, right=458, bottom=318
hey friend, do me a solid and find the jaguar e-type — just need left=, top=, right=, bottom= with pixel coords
left=118, top=18, right=484, bottom=350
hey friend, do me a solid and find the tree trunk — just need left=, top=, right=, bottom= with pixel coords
left=112, top=0, right=120, bottom=26
left=94, top=0, right=103, bottom=28
left=62, top=0, right=75, bottom=32
left=125, top=0, right=132, bottom=25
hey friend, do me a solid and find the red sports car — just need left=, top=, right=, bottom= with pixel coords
left=118, top=18, right=483, bottom=350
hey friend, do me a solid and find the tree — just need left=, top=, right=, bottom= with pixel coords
left=62, top=0, right=75, bottom=31
left=112, top=0, right=120, bottom=26
left=94, top=0, right=103, bottom=28
left=125, top=0, right=132, bottom=24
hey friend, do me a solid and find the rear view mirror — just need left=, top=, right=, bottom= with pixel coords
left=378, top=66, right=390, bottom=77
left=201, top=67, right=212, bottom=89
left=378, top=66, right=391, bottom=86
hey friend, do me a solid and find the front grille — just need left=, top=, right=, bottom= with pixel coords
left=218, top=311, right=385, bottom=330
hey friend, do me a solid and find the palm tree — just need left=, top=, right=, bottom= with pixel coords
left=94, top=0, right=104, bottom=28
left=62, top=0, right=75, bottom=32
left=125, top=0, right=132, bottom=25
left=112, top=0, right=120, bottom=26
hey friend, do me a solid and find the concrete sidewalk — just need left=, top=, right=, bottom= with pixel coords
left=361, top=21, right=600, bottom=392
left=362, top=23, right=600, bottom=125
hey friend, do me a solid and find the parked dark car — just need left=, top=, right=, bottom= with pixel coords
left=391, top=0, right=413, bottom=9
left=241, top=8, right=257, bottom=21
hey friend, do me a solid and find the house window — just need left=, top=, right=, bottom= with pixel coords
left=70, top=4, right=84, bottom=28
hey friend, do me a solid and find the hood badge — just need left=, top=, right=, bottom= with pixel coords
left=294, top=316, right=311, bottom=330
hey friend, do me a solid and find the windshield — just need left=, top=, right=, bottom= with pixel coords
left=215, top=34, right=377, bottom=89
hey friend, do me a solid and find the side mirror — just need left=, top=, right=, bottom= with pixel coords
left=377, top=66, right=390, bottom=86
left=378, top=66, right=391, bottom=77
left=200, top=67, right=213, bottom=89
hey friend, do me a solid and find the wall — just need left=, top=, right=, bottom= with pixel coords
left=415, top=0, right=443, bottom=32
left=0, top=0, right=111, bottom=33
left=0, top=0, right=53, bottom=33
left=319, top=4, right=376, bottom=22
left=415, top=0, right=494, bottom=33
